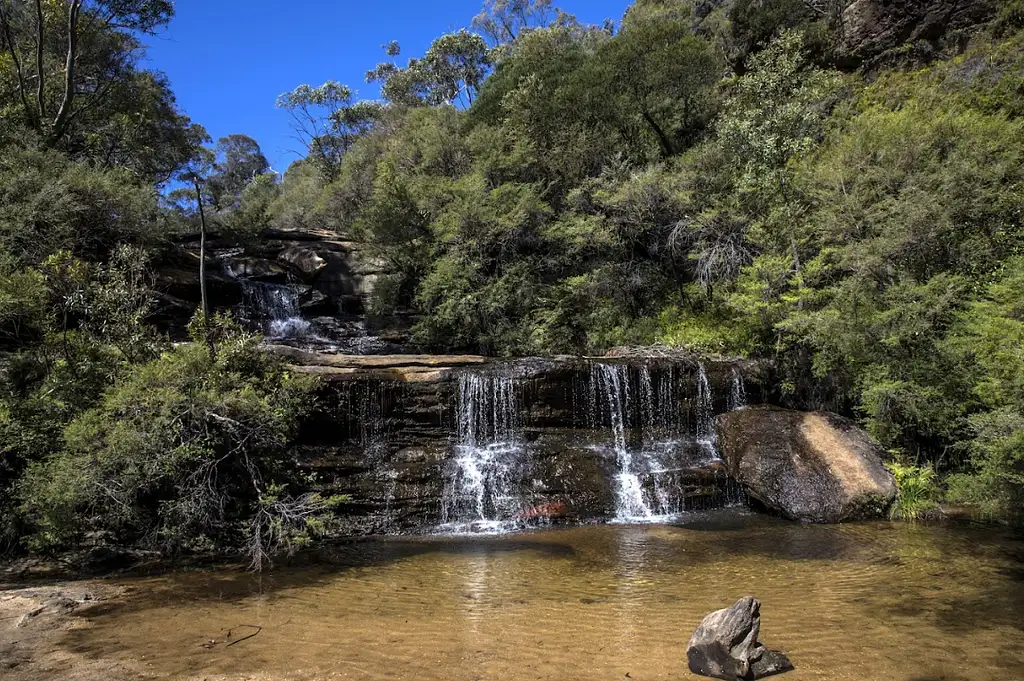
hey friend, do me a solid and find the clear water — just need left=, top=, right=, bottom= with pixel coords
left=55, top=512, right=1024, bottom=681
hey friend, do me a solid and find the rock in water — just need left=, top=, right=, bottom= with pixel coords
left=716, top=406, right=897, bottom=523
left=687, top=597, right=793, bottom=681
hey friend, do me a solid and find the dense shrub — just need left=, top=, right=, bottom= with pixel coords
left=19, top=321, right=332, bottom=567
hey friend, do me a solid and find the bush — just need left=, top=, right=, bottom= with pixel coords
left=18, top=321, right=334, bottom=568
left=886, top=461, right=940, bottom=520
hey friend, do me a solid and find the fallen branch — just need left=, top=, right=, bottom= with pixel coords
left=199, top=624, right=262, bottom=649
left=226, top=624, right=262, bottom=647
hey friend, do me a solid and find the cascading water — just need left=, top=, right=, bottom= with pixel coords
left=587, top=361, right=731, bottom=522
left=695, top=363, right=714, bottom=438
left=593, top=364, right=655, bottom=521
left=729, top=368, right=747, bottom=411
left=241, top=281, right=314, bottom=340
left=441, top=371, right=528, bottom=533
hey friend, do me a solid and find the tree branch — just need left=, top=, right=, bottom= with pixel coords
left=0, top=2, right=32, bottom=126
left=50, top=0, right=83, bottom=145
left=34, top=0, right=44, bottom=119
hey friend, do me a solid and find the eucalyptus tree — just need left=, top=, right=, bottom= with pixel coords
left=366, top=31, right=491, bottom=108
left=471, top=0, right=556, bottom=46
left=597, top=17, right=724, bottom=158
left=207, top=134, right=271, bottom=212
left=168, top=148, right=215, bottom=347
left=276, top=81, right=382, bottom=181
left=0, top=0, right=165, bottom=141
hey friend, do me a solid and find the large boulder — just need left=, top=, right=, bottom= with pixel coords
left=687, top=596, right=794, bottom=681
left=716, top=406, right=896, bottom=523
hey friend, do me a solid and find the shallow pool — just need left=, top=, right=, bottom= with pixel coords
left=65, top=510, right=1024, bottom=680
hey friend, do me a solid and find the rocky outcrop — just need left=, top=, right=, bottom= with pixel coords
left=278, top=246, right=327, bottom=279
left=267, top=345, right=488, bottom=383
left=288, top=354, right=759, bottom=533
left=837, top=0, right=996, bottom=68
left=687, top=596, right=794, bottom=681
left=716, top=406, right=896, bottom=523
left=222, top=256, right=288, bottom=283
left=152, top=225, right=414, bottom=346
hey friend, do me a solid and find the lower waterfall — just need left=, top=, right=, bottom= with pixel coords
left=593, top=364, right=655, bottom=521
left=419, top=359, right=746, bottom=534
left=441, top=372, right=529, bottom=533
left=590, top=362, right=726, bottom=523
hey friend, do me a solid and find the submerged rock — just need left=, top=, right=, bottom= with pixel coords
left=687, top=596, right=793, bottom=681
left=717, top=406, right=896, bottom=523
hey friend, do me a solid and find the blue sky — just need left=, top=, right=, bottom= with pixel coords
left=144, top=0, right=631, bottom=173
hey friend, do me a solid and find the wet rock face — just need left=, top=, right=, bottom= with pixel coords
left=687, top=596, right=794, bottom=681
left=716, top=406, right=896, bottom=523
left=291, top=357, right=759, bottom=533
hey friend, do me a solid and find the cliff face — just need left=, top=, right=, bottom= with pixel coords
left=282, top=351, right=764, bottom=534
left=836, top=0, right=996, bottom=68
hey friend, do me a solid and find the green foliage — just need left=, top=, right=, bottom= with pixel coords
left=366, top=31, right=491, bottom=107
left=941, top=258, right=1024, bottom=513
left=727, top=0, right=835, bottom=67
left=0, top=146, right=162, bottom=266
left=0, top=246, right=165, bottom=555
left=595, top=15, right=724, bottom=156
left=19, top=323, right=319, bottom=561
left=886, top=461, right=940, bottom=520
left=994, top=0, right=1024, bottom=36
left=276, top=82, right=383, bottom=180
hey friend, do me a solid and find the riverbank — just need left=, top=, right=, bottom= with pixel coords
left=0, top=583, right=131, bottom=681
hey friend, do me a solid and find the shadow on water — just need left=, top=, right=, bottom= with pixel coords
left=72, top=535, right=580, bottom=618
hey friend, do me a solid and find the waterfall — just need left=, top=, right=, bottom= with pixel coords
left=241, top=281, right=314, bottom=340
left=456, top=371, right=520, bottom=447
left=593, top=364, right=655, bottom=522
left=441, top=372, right=528, bottom=532
left=729, top=368, right=747, bottom=411
left=696, top=363, right=715, bottom=443
left=585, top=361, right=732, bottom=521
left=639, top=365, right=656, bottom=443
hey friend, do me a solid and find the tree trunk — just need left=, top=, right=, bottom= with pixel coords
left=642, top=110, right=675, bottom=159
left=34, top=0, right=44, bottom=120
left=194, top=179, right=214, bottom=357
left=51, top=0, right=83, bottom=145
